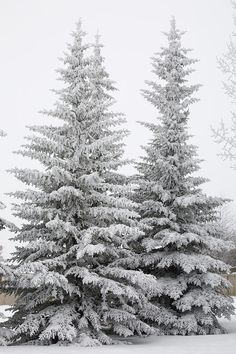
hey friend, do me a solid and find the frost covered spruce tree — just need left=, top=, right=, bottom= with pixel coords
left=2, top=23, right=162, bottom=346
left=133, top=18, right=235, bottom=335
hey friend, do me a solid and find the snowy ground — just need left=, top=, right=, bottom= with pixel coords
left=0, top=299, right=235, bottom=354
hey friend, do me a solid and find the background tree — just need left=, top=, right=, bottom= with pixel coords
left=208, top=204, right=236, bottom=267
left=212, top=2, right=236, bottom=269
left=0, top=129, right=14, bottom=345
left=0, top=129, right=7, bottom=231
left=1, top=23, right=164, bottom=346
left=131, top=18, right=234, bottom=335
left=213, top=2, right=236, bottom=162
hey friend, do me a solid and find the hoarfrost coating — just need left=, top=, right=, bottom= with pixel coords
left=0, top=13, right=235, bottom=349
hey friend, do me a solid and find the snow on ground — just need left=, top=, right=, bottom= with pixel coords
left=0, top=299, right=235, bottom=354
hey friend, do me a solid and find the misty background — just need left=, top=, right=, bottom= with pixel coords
left=0, top=0, right=235, bottom=258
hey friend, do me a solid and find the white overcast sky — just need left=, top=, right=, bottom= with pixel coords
left=0, top=0, right=235, bottom=257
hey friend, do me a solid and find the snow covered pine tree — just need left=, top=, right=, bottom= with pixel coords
left=1, top=22, right=162, bottom=346
left=133, top=18, right=235, bottom=335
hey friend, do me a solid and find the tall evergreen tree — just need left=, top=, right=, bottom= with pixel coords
left=133, top=18, right=234, bottom=335
left=1, top=23, right=162, bottom=346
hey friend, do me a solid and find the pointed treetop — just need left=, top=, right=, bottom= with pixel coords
left=94, top=30, right=103, bottom=57
left=170, top=16, right=176, bottom=31
left=95, top=29, right=101, bottom=44
left=74, top=18, right=86, bottom=37
left=59, top=19, right=90, bottom=78
left=166, top=16, right=185, bottom=41
left=69, top=18, right=87, bottom=50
